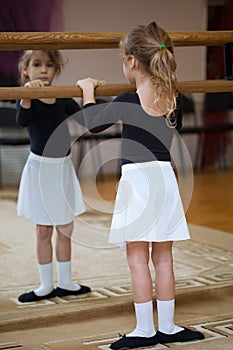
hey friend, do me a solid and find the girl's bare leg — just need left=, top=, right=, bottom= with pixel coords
left=126, top=241, right=156, bottom=337
left=34, top=224, right=54, bottom=295
left=126, top=241, right=152, bottom=302
left=36, top=224, right=53, bottom=264
left=55, top=222, right=81, bottom=291
left=151, top=241, right=175, bottom=300
left=55, top=222, right=73, bottom=262
left=151, top=241, right=183, bottom=334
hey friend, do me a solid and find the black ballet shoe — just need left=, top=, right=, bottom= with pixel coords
left=56, top=285, right=91, bottom=297
left=109, top=333, right=158, bottom=349
left=18, top=289, right=56, bottom=303
left=156, top=327, right=204, bottom=343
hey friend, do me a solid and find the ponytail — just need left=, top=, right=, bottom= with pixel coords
left=150, top=46, right=178, bottom=125
left=120, top=21, right=178, bottom=126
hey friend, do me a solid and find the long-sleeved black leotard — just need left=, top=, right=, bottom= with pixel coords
left=16, top=98, right=82, bottom=158
left=83, top=92, right=182, bottom=165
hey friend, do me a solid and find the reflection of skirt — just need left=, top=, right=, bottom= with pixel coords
left=17, top=152, right=85, bottom=225
left=108, top=161, right=190, bottom=247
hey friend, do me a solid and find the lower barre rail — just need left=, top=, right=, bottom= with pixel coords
left=0, top=80, right=233, bottom=101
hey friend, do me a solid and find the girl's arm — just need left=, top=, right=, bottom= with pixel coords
left=77, top=78, right=122, bottom=133
left=20, top=80, right=49, bottom=109
left=17, top=80, right=49, bottom=126
left=16, top=99, right=33, bottom=127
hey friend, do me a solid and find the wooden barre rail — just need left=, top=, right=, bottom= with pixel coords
left=0, top=31, right=233, bottom=50
left=0, top=80, right=232, bottom=100
left=0, top=31, right=232, bottom=100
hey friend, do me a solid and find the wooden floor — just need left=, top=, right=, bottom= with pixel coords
left=1, top=167, right=233, bottom=234
left=185, top=168, right=233, bottom=233
left=95, top=167, right=233, bottom=234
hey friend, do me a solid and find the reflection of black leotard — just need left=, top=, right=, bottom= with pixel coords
left=83, top=92, right=182, bottom=165
left=16, top=98, right=81, bottom=158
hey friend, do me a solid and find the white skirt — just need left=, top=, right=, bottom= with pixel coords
left=17, top=152, right=85, bottom=225
left=108, top=161, right=190, bottom=247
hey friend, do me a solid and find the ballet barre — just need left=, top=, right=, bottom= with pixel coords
left=0, top=30, right=232, bottom=50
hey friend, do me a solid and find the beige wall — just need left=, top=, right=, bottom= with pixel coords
left=55, top=0, right=208, bottom=174
left=52, top=0, right=209, bottom=174
left=57, top=0, right=207, bottom=86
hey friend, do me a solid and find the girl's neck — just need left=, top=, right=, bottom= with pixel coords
left=136, top=78, right=167, bottom=117
left=136, top=76, right=151, bottom=91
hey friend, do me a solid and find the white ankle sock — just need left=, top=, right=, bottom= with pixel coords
left=56, top=261, right=81, bottom=291
left=157, top=299, right=184, bottom=334
left=34, top=263, right=54, bottom=296
left=128, top=300, right=156, bottom=337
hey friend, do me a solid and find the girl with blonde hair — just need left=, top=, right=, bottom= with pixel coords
left=77, top=21, right=204, bottom=349
left=17, top=50, right=91, bottom=302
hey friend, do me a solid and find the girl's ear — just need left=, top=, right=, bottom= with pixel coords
left=128, top=55, right=138, bottom=69
left=23, top=66, right=29, bottom=79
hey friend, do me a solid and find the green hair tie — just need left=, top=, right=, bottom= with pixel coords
left=159, top=44, right=166, bottom=50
